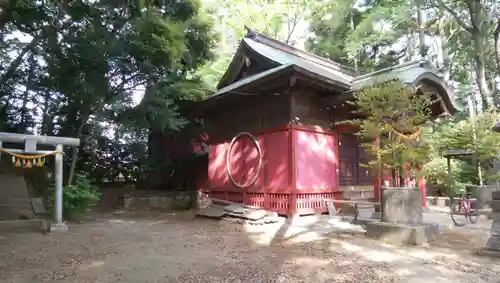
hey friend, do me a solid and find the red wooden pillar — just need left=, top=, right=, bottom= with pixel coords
left=418, top=168, right=427, bottom=208
left=289, top=127, right=297, bottom=216
left=373, top=136, right=381, bottom=203
left=403, top=163, right=410, bottom=185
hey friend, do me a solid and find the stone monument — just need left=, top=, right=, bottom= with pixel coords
left=365, top=187, right=439, bottom=245
left=485, top=191, right=500, bottom=251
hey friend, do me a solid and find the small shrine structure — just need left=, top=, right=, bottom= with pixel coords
left=195, top=28, right=457, bottom=216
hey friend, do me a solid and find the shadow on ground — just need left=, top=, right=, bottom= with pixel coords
left=0, top=209, right=498, bottom=283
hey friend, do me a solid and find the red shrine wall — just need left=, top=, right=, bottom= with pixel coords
left=295, top=129, right=337, bottom=190
left=293, top=127, right=339, bottom=213
left=208, top=127, right=293, bottom=214
left=204, top=86, right=347, bottom=215
left=205, top=92, right=295, bottom=214
left=207, top=124, right=342, bottom=215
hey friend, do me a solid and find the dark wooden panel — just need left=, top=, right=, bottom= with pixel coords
left=291, top=87, right=336, bottom=128
left=338, top=133, right=372, bottom=186
left=338, top=134, right=358, bottom=186
left=206, top=91, right=291, bottom=142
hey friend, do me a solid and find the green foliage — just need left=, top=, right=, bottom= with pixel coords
left=198, top=0, right=311, bottom=88
left=2, top=0, right=500, bottom=192
left=306, top=0, right=412, bottom=73
left=0, top=0, right=217, bottom=185
left=347, top=80, right=433, bottom=178
left=429, top=110, right=500, bottom=183
left=422, top=157, right=470, bottom=196
left=45, top=174, right=101, bottom=219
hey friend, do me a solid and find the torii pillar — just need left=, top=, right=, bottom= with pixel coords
left=0, top=132, right=80, bottom=232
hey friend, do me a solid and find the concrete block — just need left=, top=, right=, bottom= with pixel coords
left=31, top=198, right=46, bottom=214
left=491, top=200, right=500, bottom=212
left=49, top=223, right=68, bottom=232
left=150, top=197, right=160, bottom=207
left=471, top=185, right=498, bottom=209
left=492, top=191, right=500, bottom=200
left=381, top=187, right=423, bottom=224
left=477, top=248, right=500, bottom=258
left=490, top=212, right=500, bottom=222
left=491, top=222, right=500, bottom=235
left=371, top=211, right=381, bottom=220
left=485, top=234, right=500, bottom=251
left=123, top=197, right=133, bottom=209
left=365, top=221, right=439, bottom=245
left=123, top=192, right=195, bottom=211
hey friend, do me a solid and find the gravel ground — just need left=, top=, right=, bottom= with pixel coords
left=0, top=210, right=499, bottom=283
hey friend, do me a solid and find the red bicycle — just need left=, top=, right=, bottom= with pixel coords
left=450, top=190, right=479, bottom=226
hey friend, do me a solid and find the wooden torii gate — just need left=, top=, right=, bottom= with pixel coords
left=0, top=132, right=80, bottom=232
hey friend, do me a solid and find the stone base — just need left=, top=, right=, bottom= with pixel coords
left=486, top=235, right=500, bottom=251
left=49, top=223, right=68, bottom=232
left=477, top=248, right=500, bottom=258
left=488, top=213, right=495, bottom=220
left=124, top=191, right=196, bottom=211
left=370, top=211, right=381, bottom=220
left=365, top=221, right=439, bottom=245
left=381, top=187, right=423, bottom=224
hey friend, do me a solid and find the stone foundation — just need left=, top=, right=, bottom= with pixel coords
left=381, top=187, right=423, bottom=224
left=123, top=191, right=196, bottom=211
left=49, top=223, right=68, bottom=233
left=470, top=185, right=500, bottom=210
left=366, top=187, right=439, bottom=245
left=365, top=221, right=440, bottom=245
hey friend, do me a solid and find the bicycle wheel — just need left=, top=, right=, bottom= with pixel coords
left=468, top=202, right=479, bottom=224
left=450, top=199, right=467, bottom=226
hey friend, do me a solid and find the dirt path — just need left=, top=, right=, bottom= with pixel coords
left=0, top=211, right=499, bottom=283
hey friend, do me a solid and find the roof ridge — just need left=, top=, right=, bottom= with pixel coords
left=244, top=27, right=357, bottom=76
left=353, top=60, right=428, bottom=82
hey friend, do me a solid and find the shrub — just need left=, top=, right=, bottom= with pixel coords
left=422, top=157, right=469, bottom=196
left=346, top=80, right=433, bottom=185
left=45, top=174, right=101, bottom=219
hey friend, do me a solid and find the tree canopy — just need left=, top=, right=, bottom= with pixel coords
left=1, top=0, right=499, bottom=193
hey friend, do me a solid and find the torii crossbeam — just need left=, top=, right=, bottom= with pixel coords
left=0, top=132, right=80, bottom=232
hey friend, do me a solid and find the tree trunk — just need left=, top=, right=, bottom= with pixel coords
left=438, top=13, right=450, bottom=81
left=0, top=0, right=17, bottom=30
left=406, top=29, right=414, bottom=61
left=416, top=0, right=426, bottom=58
left=474, top=51, right=495, bottom=110
left=437, top=0, right=494, bottom=108
left=67, top=115, right=86, bottom=185
left=41, top=92, right=52, bottom=135
left=19, top=88, right=29, bottom=133
left=494, top=20, right=500, bottom=77
left=19, top=54, right=35, bottom=133
left=472, top=36, right=494, bottom=109
left=0, top=38, right=38, bottom=88
left=349, top=9, right=360, bottom=72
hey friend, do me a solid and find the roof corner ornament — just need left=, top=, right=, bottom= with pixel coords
left=244, top=26, right=256, bottom=38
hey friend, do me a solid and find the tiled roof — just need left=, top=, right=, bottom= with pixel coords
left=211, top=29, right=458, bottom=114
left=210, top=64, right=292, bottom=98
left=243, top=38, right=354, bottom=86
